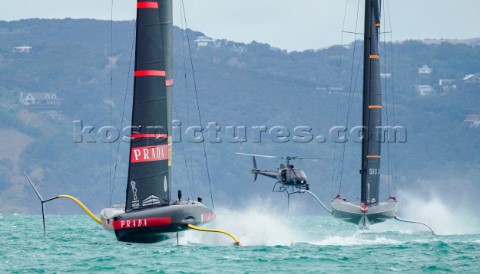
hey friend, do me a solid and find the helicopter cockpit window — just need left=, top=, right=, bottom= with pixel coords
left=300, top=170, right=307, bottom=179
left=293, top=169, right=307, bottom=180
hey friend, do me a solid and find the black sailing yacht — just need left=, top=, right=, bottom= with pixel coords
left=330, top=0, right=397, bottom=226
left=27, top=0, right=235, bottom=244
left=99, top=0, right=215, bottom=243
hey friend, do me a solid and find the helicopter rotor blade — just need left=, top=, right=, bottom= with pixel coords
left=236, top=152, right=333, bottom=160
left=235, top=152, right=281, bottom=159
left=294, top=156, right=334, bottom=160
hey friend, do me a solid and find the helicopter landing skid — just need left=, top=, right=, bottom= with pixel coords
left=272, top=182, right=309, bottom=216
left=272, top=181, right=309, bottom=195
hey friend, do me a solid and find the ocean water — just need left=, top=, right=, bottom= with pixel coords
left=1, top=209, right=479, bottom=273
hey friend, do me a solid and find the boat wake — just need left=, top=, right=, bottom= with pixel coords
left=395, top=190, right=479, bottom=235
left=180, top=198, right=308, bottom=246
left=309, top=232, right=402, bottom=246
left=178, top=190, right=480, bottom=246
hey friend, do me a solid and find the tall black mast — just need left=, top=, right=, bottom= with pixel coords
left=361, top=0, right=382, bottom=206
left=125, top=0, right=170, bottom=212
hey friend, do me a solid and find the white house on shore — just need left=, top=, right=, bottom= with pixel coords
left=438, top=79, right=457, bottom=92
left=418, top=65, right=433, bottom=74
left=415, top=85, right=436, bottom=96
left=463, top=74, right=480, bottom=85
left=464, top=114, right=480, bottom=128
left=13, top=46, right=32, bottom=53
left=19, top=92, right=63, bottom=108
left=194, top=36, right=217, bottom=47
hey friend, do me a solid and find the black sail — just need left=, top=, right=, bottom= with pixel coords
left=158, top=0, right=173, bottom=189
left=361, top=0, right=382, bottom=206
left=125, top=0, right=170, bottom=212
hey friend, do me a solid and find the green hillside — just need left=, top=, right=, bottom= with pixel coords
left=0, top=19, right=479, bottom=214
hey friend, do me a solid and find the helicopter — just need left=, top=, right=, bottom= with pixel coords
left=236, top=153, right=329, bottom=194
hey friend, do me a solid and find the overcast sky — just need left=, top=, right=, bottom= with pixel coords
left=1, top=0, right=479, bottom=51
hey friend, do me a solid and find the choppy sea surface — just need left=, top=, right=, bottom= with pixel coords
left=1, top=209, right=479, bottom=273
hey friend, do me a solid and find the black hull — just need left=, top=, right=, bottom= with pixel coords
left=331, top=199, right=397, bottom=226
left=101, top=201, right=214, bottom=243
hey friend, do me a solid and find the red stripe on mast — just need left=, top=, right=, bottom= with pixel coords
left=134, top=70, right=166, bottom=77
left=166, top=79, right=173, bottom=86
left=137, top=2, right=159, bottom=9
left=131, top=134, right=168, bottom=139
